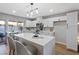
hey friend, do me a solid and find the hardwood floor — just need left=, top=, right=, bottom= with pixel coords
left=55, top=43, right=79, bottom=55
left=0, top=43, right=79, bottom=55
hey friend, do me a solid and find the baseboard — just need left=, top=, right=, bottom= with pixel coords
left=56, top=41, right=66, bottom=46
left=67, top=48, right=78, bottom=52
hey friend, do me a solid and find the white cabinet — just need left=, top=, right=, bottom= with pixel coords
left=67, top=12, right=77, bottom=26
left=42, top=21, right=53, bottom=27
left=67, top=11, right=78, bottom=51
left=67, top=25, right=78, bottom=51
left=42, top=16, right=66, bottom=27
left=25, top=20, right=37, bottom=27
left=25, top=20, right=31, bottom=27
left=32, top=21, right=37, bottom=27
left=48, top=22, right=53, bottom=27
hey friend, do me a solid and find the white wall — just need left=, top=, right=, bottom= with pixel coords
left=54, top=21, right=67, bottom=45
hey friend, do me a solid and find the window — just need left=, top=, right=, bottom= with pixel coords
left=0, top=21, right=5, bottom=25
left=8, top=21, right=17, bottom=26
left=7, top=21, right=19, bottom=32
left=0, top=21, right=6, bottom=33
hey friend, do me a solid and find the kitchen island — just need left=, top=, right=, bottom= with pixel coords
left=14, top=33, right=55, bottom=55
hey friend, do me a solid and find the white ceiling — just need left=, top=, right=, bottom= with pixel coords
left=0, top=3, right=79, bottom=18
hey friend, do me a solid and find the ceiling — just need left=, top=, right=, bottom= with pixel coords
left=0, top=3, right=79, bottom=18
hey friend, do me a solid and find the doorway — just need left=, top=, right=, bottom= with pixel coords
left=54, top=21, right=67, bottom=45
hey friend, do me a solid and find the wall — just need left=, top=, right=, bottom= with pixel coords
left=54, top=21, right=67, bottom=45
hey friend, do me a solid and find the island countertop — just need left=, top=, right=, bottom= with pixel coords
left=15, top=33, right=55, bottom=46
left=14, top=33, right=55, bottom=55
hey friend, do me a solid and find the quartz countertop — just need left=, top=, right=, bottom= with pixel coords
left=15, top=33, right=55, bottom=46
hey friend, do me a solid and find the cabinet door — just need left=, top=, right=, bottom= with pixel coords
left=43, top=21, right=53, bottom=27
left=67, top=12, right=78, bottom=26
left=67, top=24, right=78, bottom=51
left=25, top=20, right=31, bottom=27
left=48, top=22, right=53, bottom=27
left=67, top=11, right=78, bottom=51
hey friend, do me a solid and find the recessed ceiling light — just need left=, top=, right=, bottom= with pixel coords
left=49, top=9, right=53, bottom=12
left=12, top=10, right=16, bottom=13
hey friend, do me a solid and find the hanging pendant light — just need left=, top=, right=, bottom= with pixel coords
left=26, top=3, right=39, bottom=17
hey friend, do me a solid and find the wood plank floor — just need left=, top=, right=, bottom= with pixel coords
left=55, top=43, right=79, bottom=55
left=0, top=43, right=79, bottom=55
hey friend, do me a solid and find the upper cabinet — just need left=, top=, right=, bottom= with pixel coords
left=67, top=12, right=78, bottom=26
left=25, top=20, right=37, bottom=27
left=25, top=16, right=66, bottom=27
left=42, top=16, right=66, bottom=27
left=25, top=20, right=31, bottom=27
left=42, top=21, right=53, bottom=27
